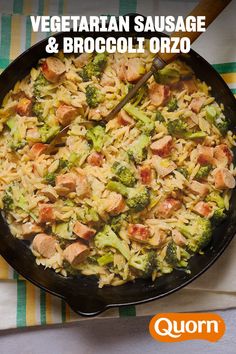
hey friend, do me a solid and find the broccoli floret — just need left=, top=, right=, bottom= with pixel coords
left=206, top=191, right=225, bottom=209
left=127, top=134, right=150, bottom=164
left=2, top=188, right=14, bottom=211
left=195, top=164, right=212, bottom=179
left=123, top=104, right=155, bottom=135
left=6, top=117, right=27, bottom=151
left=80, top=53, right=108, bottom=82
left=34, top=73, right=49, bottom=98
left=32, top=101, right=44, bottom=120
left=86, top=125, right=106, bottom=152
left=176, top=167, right=189, bottom=179
left=10, top=141, right=27, bottom=151
left=205, top=105, right=229, bottom=136
left=167, top=97, right=178, bottom=112
left=155, top=110, right=165, bottom=123
left=44, top=172, right=56, bottom=186
left=85, top=85, right=105, bottom=108
left=106, top=181, right=150, bottom=212
left=165, top=242, right=179, bottom=267
left=154, top=66, right=180, bottom=85
left=94, top=225, right=130, bottom=260
left=39, top=124, right=60, bottom=143
left=178, top=217, right=212, bottom=253
left=126, top=186, right=150, bottom=212
left=112, top=162, right=136, bottom=187
left=58, top=159, right=69, bottom=170
left=110, top=213, right=127, bottom=233
left=129, top=251, right=156, bottom=278
left=97, top=253, right=114, bottom=266
left=130, top=84, right=147, bottom=107
left=211, top=208, right=227, bottom=226
left=167, top=119, right=207, bottom=140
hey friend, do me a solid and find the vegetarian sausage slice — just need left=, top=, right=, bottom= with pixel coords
left=193, top=201, right=212, bottom=217
left=22, top=222, right=43, bottom=239
left=196, top=145, right=214, bottom=165
left=213, top=168, right=235, bottom=189
left=156, top=198, right=181, bottom=218
left=150, top=135, right=173, bottom=157
left=56, top=173, right=77, bottom=193
left=189, top=97, right=206, bottom=113
left=29, top=143, right=47, bottom=159
left=73, top=53, right=90, bottom=68
left=126, top=58, right=144, bottom=82
left=128, top=224, right=150, bottom=243
left=105, top=192, right=126, bottom=215
left=214, top=144, right=233, bottom=167
left=139, top=165, right=152, bottom=185
left=74, top=168, right=90, bottom=198
left=41, top=57, right=66, bottom=83
left=148, top=82, right=170, bottom=107
left=188, top=180, right=209, bottom=196
left=63, top=242, right=90, bottom=266
left=32, top=233, right=57, bottom=258
left=117, top=110, right=135, bottom=126
left=56, top=104, right=78, bottom=126
left=87, top=152, right=103, bottom=166
left=73, top=221, right=96, bottom=240
left=16, top=98, right=32, bottom=116
left=38, top=204, right=55, bottom=223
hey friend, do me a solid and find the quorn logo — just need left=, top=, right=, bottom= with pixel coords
left=149, top=313, right=225, bottom=342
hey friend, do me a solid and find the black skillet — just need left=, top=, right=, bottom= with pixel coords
left=0, top=16, right=235, bottom=316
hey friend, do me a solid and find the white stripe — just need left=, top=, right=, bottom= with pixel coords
left=0, top=281, right=17, bottom=330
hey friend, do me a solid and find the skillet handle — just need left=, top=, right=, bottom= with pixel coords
left=159, top=0, right=232, bottom=64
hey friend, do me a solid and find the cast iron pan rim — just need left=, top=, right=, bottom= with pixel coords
left=0, top=27, right=236, bottom=316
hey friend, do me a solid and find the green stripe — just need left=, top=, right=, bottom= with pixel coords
left=61, top=300, right=66, bottom=322
left=58, top=0, right=64, bottom=15
left=119, top=305, right=136, bottom=317
left=40, top=290, right=46, bottom=325
left=13, top=270, right=19, bottom=280
left=119, top=0, right=137, bottom=15
left=231, top=88, right=236, bottom=94
left=17, top=280, right=26, bottom=327
left=25, top=16, right=32, bottom=50
left=38, top=0, right=44, bottom=16
left=0, top=15, right=12, bottom=69
left=13, top=0, right=23, bottom=14
left=212, top=62, right=236, bottom=74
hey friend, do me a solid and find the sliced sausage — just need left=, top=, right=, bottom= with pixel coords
left=73, top=221, right=96, bottom=240
left=126, top=58, right=144, bottom=82
left=87, top=152, right=103, bottom=167
left=156, top=198, right=181, bottom=218
left=73, top=53, right=90, bottom=68
left=115, top=58, right=127, bottom=81
left=128, top=224, right=150, bottom=243
left=105, top=192, right=125, bottom=215
left=188, top=180, right=209, bottom=196
left=16, top=98, right=32, bottom=116
left=41, top=57, right=66, bottom=83
left=74, top=168, right=90, bottom=198
left=214, top=144, right=233, bottom=167
left=139, top=165, right=152, bottom=185
left=117, top=109, right=135, bottom=126
left=30, top=143, right=47, bottom=159
left=63, top=242, right=90, bottom=266
left=39, top=186, right=58, bottom=202
left=56, top=104, right=78, bottom=126
left=213, top=168, right=235, bottom=189
left=172, top=229, right=187, bottom=247
left=150, top=135, right=173, bottom=157
left=32, top=233, right=57, bottom=258
left=152, top=156, right=177, bottom=177
left=196, top=145, right=214, bottom=165
left=22, top=222, right=43, bottom=239
left=56, top=173, right=77, bottom=193
left=193, top=201, right=212, bottom=217
left=189, top=96, right=206, bottom=113
left=148, top=82, right=170, bottom=107
left=100, top=73, right=115, bottom=87
left=38, top=204, right=55, bottom=223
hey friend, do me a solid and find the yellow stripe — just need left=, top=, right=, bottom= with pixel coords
left=23, top=0, right=32, bottom=14
left=10, top=15, right=22, bottom=61
left=46, top=293, right=53, bottom=324
left=26, top=282, right=36, bottom=326
left=0, top=257, right=9, bottom=279
left=44, top=0, right=50, bottom=15
left=221, top=73, right=236, bottom=84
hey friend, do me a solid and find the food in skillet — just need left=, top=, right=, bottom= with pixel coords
left=0, top=43, right=235, bottom=288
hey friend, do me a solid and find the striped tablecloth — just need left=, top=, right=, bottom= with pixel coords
left=0, top=0, right=236, bottom=330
